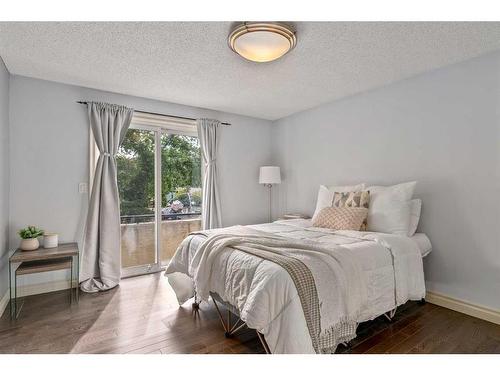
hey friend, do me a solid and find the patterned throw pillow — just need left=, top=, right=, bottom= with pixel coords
left=332, top=191, right=370, bottom=230
left=312, top=206, right=368, bottom=231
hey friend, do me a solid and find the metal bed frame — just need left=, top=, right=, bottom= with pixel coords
left=193, top=291, right=426, bottom=354
left=193, top=292, right=271, bottom=353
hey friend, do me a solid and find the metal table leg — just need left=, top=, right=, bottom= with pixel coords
left=14, top=267, right=17, bottom=319
left=13, top=267, right=20, bottom=319
left=76, top=253, right=79, bottom=303
left=13, top=267, right=26, bottom=319
left=70, top=256, right=73, bottom=305
left=8, top=259, right=12, bottom=319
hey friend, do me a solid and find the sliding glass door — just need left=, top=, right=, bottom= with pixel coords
left=117, top=125, right=202, bottom=277
left=160, top=133, right=202, bottom=264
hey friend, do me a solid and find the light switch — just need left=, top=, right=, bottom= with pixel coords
left=79, top=182, right=88, bottom=194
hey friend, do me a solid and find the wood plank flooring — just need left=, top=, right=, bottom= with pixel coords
left=0, top=273, right=499, bottom=354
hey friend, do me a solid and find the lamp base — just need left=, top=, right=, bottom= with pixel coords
left=267, top=184, right=273, bottom=222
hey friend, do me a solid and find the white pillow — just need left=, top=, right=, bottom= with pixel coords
left=312, top=183, right=365, bottom=221
left=366, top=181, right=417, bottom=235
left=407, top=199, right=422, bottom=236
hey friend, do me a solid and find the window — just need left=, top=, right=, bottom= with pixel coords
left=159, top=133, right=202, bottom=262
left=91, top=112, right=202, bottom=277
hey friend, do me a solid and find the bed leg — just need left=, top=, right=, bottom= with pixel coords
left=212, top=298, right=248, bottom=338
left=256, top=331, right=271, bottom=354
left=225, top=309, right=232, bottom=337
left=383, top=307, right=397, bottom=322
left=418, top=298, right=426, bottom=305
left=192, top=291, right=200, bottom=310
left=340, top=342, right=352, bottom=351
left=228, top=319, right=246, bottom=336
left=212, top=298, right=229, bottom=333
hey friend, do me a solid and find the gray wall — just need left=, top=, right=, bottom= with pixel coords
left=9, top=75, right=272, bottom=286
left=272, top=51, right=500, bottom=310
left=5, top=52, right=500, bottom=311
left=0, top=58, right=9, bottom=298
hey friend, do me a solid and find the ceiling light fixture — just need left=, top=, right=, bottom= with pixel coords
left=228, top=22, right=296, bottom=63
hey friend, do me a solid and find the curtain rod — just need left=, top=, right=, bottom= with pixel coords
left=77, top=101, right=231, bottom=126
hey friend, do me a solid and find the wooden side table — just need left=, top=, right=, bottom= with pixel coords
left=9, top=242, right=79, bottom=319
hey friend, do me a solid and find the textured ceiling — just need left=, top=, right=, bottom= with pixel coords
left=1, top=22, right=500, bottom=120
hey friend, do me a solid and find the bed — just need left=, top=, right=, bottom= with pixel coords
left=165, top=218, right=431, bottom=354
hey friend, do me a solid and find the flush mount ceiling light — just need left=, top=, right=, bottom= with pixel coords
left=228, top=22, right=296, bottom=63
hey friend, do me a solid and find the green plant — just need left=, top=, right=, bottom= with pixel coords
left=18, top=226, right=44, bottom=239
left=116, top=130, right=201, bottom=214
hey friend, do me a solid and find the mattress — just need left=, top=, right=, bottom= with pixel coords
left=186, top=219, right=432, bottom=258
left=165, top=219, right=430, bottom=353
left=254, top=219, right=432, bottom=257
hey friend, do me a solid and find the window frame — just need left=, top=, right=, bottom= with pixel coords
left=89, top=113, right=201, bottom=278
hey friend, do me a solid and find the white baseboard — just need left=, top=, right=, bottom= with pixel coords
left=0, top=280, right=77, bottom=318
left=426, top=291, right=500, bottom=325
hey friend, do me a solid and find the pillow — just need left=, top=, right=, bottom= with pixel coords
left=407, top=199, right=422, bottom=236
left=312, top=206, right=368, bottom=231
left=368, top=181, right=416, bottom=202
left=312, top=183, right=365, bottom=221
left=366, top=181, right=417, bottom=235
left=332, top=191, right=370, bottom=230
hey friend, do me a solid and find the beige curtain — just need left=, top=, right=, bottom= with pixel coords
left=197, top=118, right=222, bottom=229
left=80, top=102, right=134, bottom=293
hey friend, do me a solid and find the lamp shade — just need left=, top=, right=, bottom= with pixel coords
left=259, top=166, right=281, bottom=184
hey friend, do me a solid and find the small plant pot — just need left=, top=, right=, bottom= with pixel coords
left=43, top=233, right=58, bottom=249
left=20, top=238, right=40, bottom=251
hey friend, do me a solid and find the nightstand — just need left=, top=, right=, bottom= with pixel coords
left=8, top=243, right=79, bottom=319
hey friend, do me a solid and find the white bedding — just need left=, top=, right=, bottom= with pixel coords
left=165, top=219, right=430, bottom=354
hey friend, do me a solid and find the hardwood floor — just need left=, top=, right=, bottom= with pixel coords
left=0, top=273, right=499, bottom=354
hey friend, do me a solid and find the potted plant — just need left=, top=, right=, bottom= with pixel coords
left=18, top=226, right=44, bottom=251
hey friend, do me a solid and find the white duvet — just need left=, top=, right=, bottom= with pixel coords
left=165, top=219, right=429, bottom=354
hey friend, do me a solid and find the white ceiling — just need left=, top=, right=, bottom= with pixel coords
left=1, top=22, right=500, bottom=120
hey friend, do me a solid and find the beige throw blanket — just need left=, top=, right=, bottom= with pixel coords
left=188, top=226, right=369, bottom=353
